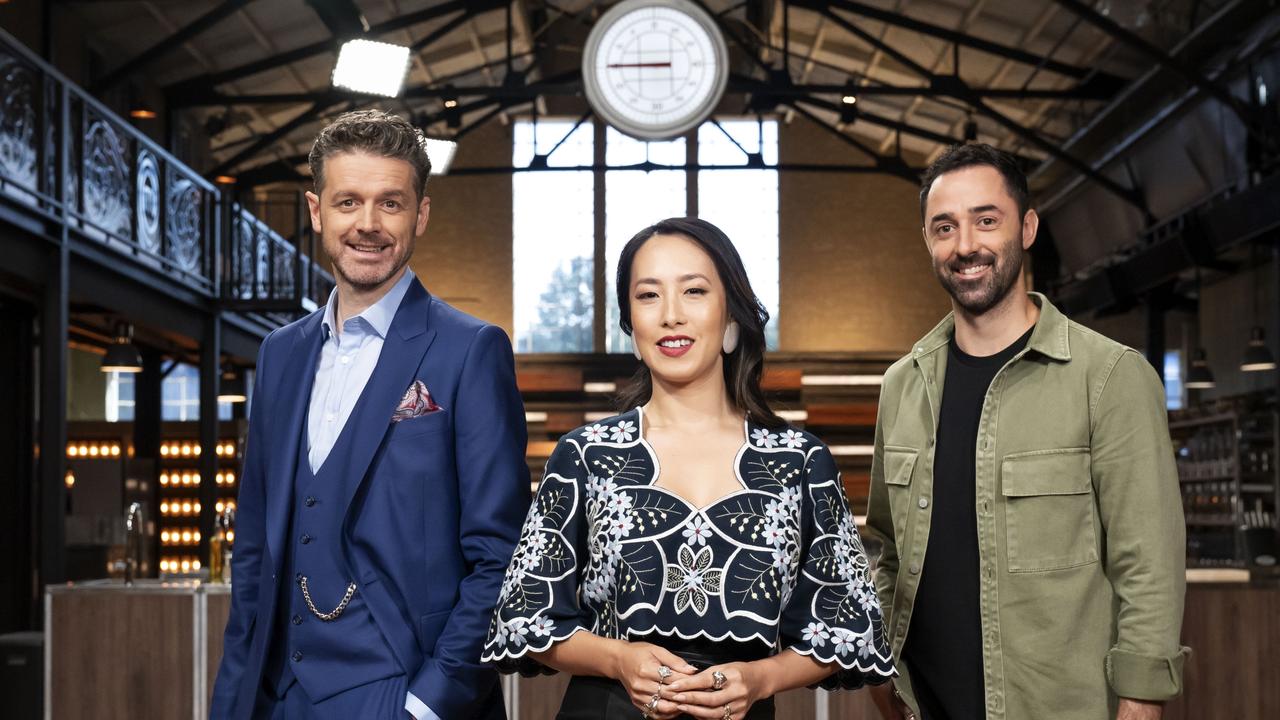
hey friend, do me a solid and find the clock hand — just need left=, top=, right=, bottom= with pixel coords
left=606, top=62, right=672, bottom=68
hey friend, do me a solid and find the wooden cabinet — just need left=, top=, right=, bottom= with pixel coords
left=45, top=581, right=229, bottom=720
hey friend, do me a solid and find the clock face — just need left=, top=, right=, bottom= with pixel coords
left=582, top=0, right=730, bottom=141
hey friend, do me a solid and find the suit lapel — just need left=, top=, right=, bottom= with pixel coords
left=333, top=279, right=438, bottom=520
left=264, top=312, right=324, bottom=570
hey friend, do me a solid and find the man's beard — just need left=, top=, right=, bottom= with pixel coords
left=934, top=234, right=1024, bottom=316
left=329, top=235, right=412, bottom=292
left=333, top=254, right=408, bottom=292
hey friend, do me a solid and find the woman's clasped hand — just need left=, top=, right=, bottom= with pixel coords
left=666, top=662, right=770, bottom=720
left=609, top=641, right=695, bottom=719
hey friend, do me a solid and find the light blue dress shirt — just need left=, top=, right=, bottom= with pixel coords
left=305, top=268, right=439, bottom=720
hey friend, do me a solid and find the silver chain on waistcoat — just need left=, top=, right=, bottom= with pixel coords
left=299, top=576, right=357, bottom=621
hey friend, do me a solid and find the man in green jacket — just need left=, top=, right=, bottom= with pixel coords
left=867, top=144, right=1189, bottom=720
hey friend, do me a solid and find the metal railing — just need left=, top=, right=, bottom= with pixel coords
left=223, top=197, right=335, bottom=317
left=0, top=28, right=332, bottom=316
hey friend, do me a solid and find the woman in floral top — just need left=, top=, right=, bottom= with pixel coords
left=483, top=218, right=893, bottom=719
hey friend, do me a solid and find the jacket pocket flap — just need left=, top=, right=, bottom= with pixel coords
left=1001, top=449, right=1091, bottom=496
left=884, top=448, right=919, bottom=486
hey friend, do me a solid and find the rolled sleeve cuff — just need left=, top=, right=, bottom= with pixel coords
left=1105, top=646, right=1191, bottom=701
left=405, top=691, right=441, bottom=720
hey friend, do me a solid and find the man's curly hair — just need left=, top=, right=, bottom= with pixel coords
left=308, top=109, right=432, bottom=199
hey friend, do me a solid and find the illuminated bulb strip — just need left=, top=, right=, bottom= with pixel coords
left=525, top=412, right=548, bottom=423
left=66, top=442, right=122, bottom=458
left=159, top=440, right=235, bottom=456
left=776, top=410, right=809, bottom=422
left=583, top=411, right=615, bottom=422
left=583, top=382, right=616, bottom=393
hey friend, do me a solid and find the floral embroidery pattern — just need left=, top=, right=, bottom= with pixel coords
left=664, top=544, right=724, bottom=616
left=581, top=424, right=607, bottom=443
left=609, top=420, right=636, bottom=443
left=482, top=410, right=894, bottom=687
left=751, top=428, right=779, bottom=448
left=682, top=515, right=713, bottom=546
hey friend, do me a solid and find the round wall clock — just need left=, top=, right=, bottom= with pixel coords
left=582, top=0, right=730, bottom=141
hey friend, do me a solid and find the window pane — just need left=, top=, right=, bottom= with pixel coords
left=106, top=371, right=136, bottom=422
left=605, top=128, right=687, bottom=353
left=162, top=363, right=200, bottom=421
left=1165, top=350, right=1183, bottom=410
left=698, top=120, right=780, bottom=348
left=513, top=120, right=595, bottom=353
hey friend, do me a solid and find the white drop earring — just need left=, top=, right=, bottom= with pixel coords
left=722, top=322, right=740, bottom=354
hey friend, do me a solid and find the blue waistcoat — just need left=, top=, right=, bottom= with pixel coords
left=264, top=415, right=402, bottom=701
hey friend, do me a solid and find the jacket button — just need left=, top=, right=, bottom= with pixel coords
left=918, top=497, right=929, bottom=509
left=292, top=614, right=302, bottom=626
left=292, top=651, right=303, bottom=662
left=305, top=496, right=316, bottom=507
left=295, top=573, right=303, bottom=585
left=909, top=563, right=921, bottom=574
left=300, top=534, right=311, bottom=545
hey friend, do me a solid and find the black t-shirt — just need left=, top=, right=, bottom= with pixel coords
left=902, top=326, right=1032, bottom=720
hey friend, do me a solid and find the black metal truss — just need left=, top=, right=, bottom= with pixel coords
left=800, top=1, right=1151, bottom=217
left=784, top=102, right=921, bottom=183
left=228, top=93, right=533, bottom=186
left=164, top=0, right=507, bottom=104
left=790, top=0, right=1127, bottom=86
left=209, top=100, right=340, bottom=178
left=92, top=0, right=259, bottom=93
left=305, top=0, right=367, bottom=38
left=184, top=0, right=1224, bottom=192
left=782, top=93, right=1042, bottom=167
left=176, top=74, right=1118, bottom=108
left=1053, top=0, right=1256, bottom=130
left=1051, top=172, right=1280, bottom=315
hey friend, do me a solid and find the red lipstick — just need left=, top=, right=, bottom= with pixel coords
left=656, top=335, right=694, bottom=358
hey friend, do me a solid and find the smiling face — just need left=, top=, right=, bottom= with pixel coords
left=306, top=151, right=430, bottom=295
left=628, top=233, right=733, bottom=387
left=922, top=164, right=1037, bottom=317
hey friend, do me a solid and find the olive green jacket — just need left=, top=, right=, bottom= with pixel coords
left=866, top=293, right=1190, bottom=720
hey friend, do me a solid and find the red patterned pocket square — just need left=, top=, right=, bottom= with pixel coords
left=392, top=380, right=441, bottom=423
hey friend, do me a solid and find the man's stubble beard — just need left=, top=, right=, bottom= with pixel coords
left=329, top=233, right=415, bottom=294
left=934, top=231, right=1024, bottom=317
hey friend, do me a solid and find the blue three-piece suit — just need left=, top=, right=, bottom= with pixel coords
left=211, top=272, right=529, bottom=719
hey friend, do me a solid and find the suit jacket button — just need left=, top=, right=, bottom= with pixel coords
left=305, top=496, right=316, bottom=507
left=292, top=651, right=303, bottom=662
left=295, top=573, right=303, bottom=585
left=300, top=534, right=311, bottom=545
left=292, top=614, right=302, bottom=626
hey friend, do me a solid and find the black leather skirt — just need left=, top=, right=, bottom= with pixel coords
left=554, top=639, right=775, bottom=720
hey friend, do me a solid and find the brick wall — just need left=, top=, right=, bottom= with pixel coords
left=778, top=114, right=952, bottom=352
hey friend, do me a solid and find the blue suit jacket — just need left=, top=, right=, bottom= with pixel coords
left=211, top=279, right=528, bottom=719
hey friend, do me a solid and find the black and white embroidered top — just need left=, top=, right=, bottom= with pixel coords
left=482, top=408, right=895, bottom=689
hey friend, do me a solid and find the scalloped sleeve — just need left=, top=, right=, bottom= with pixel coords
left=779, top=442, right=896, bottom=690
left=482, top=438, right=589, bottom=675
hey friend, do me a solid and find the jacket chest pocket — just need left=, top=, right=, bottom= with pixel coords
left=884, top=447, right=919, bottom=542
left=1000, top=448, right=1099, bottom=572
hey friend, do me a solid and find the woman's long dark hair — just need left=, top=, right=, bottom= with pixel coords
left=615, top=217, right=784, bottom=428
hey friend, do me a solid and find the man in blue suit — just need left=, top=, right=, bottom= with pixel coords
left=211, top=110, right=529, bottom=719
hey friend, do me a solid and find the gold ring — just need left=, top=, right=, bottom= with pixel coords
left=722, top=704, right=732, bottom=720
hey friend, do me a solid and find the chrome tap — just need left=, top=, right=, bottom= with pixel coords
left=124, top=502, right=143, bottom=585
